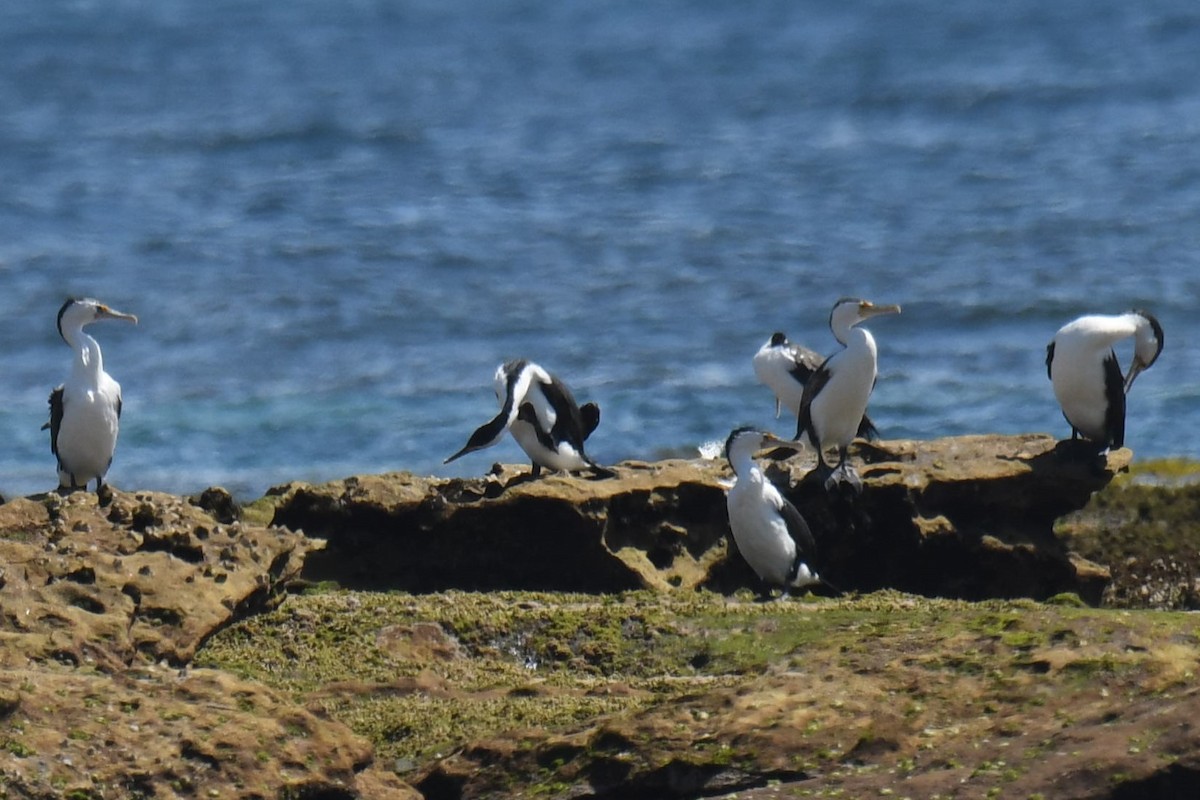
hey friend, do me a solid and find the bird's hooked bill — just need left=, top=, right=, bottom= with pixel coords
left=758, top=433, right=802, bottom=455
left=1124, top=358, right=1147, bottom=393
left=99, top=306, right=138, bottom=324
left=862, top=302, right=902, bottom=318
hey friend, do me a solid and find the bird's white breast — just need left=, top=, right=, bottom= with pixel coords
left=811, top=331, right=877, bottom=449
left=510, top=419, right=588, bottom=471
left=57, top=373, right=122, bottom=484
left=1050, top=339, right=1112, bottom=441
left=727, top=472, right=797, bottom=586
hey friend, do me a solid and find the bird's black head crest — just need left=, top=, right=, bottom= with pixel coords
left=829, top=297, right=863, bottom=328
left=725, top=426, right=760, bottom=459
left=768, top=332, right=787, bottom=346
left=56, top=298, right=78, bottom=343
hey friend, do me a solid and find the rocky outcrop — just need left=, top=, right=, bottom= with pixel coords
left=0, top=489, right=315, bottom=670
left=267, top=434, right=1127, bottom=603
left=0, top=434, right=1138, bottom=799
left=0, top=489, right=417, bottom=799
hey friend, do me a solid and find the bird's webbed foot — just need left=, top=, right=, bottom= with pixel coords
left=1054, top=438, right=1111, bottom=471
left=823, top=462, right=863, bottom=495
left=587, top=463, right=616, bottom=480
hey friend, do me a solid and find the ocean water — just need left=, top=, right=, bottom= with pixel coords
left=1, top=0, right=1198, bottom=500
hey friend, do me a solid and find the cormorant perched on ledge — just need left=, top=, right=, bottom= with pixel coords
left=1046, top=310, right=1163, bottom=450
left=796, top=298, right=900, bottom=492
left=446, top=359, right=612, bottom=478
left=44, top=298, right=138, bottom=493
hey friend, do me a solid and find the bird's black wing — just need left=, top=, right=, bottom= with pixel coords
left=540, top=375, right=613, bottom=476
left=795, top=359, right=833, bottom=443
left=1103, top=351, right=1126, bottom=448
left=540, top=375, right=588, bottom=450
left=856, top=372, right=882, bottom=441
left=778, top=495, right=818, bottom=561
left=784, top=341, right=824, bottom=384
left=43, top=386, right=64, bottom=457
left=579, top=402, right=601, bottom=440
left=517, top=403, right=559, bottom=451
left=1045, top=341, right=1056, bottom=380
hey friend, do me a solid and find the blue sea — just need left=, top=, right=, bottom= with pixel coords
left=1, top=0, right=1198, bottom=500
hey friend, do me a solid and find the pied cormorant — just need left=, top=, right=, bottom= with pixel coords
left=1046, top=310, right=1163, bottom=449
left=725, top=427, right=822, bottom=597
left=753, top=331, right=878, bottom=439
left=445, top=359, right=612, bottom=478
left=44, top=297, right=138, bottom=493
left=796, top=297, right=900, bottom=492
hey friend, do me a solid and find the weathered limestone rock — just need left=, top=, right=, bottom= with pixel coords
left=269, top=460, right=732, bottom=593
left=0, top=488, right=316, bottom=669
left=0, top=488, right=418, bottom=799
left=268, top=434, right=1127, bottom=603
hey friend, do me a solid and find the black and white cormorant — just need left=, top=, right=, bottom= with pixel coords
left=1046, top=310, right=1164, bottom=449
left=44, top=298, right=138, bottom=493
left=445, top=359, right=612, bottom=478
left=796, top=297, right=901, bottom=492
left=725, top=427, right=822, bottom=596
left=753, top=331, right=878, bottom=439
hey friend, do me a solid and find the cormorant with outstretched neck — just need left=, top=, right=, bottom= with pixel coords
left=446, top=359, right=611, bottom=478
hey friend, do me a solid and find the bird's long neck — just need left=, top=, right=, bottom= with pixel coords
left=730, top=451, right=764, bottom=484
left=1072, top=314, right=1140, bottom=352
left=64, top=327, right=104, bottom=380
left=839, top=325, right=877, bottom=359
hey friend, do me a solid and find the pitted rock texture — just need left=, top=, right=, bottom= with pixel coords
left=0, top=488, right=317, bottom=669
left=0, top=488, right=416, bottom=799
left=267, top=434, right=1127, bottom=603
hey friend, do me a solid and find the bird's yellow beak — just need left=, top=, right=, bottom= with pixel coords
left=861, top=301, right=901, bottom=318
left=1124, top=358, right=1146, bottom=393
left=99, top=306, right=138, bottom=324
left=757, top=433, right=802, bottom=456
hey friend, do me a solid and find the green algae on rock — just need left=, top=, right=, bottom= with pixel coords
left=1057, top=459, right=1200, bottom=609
left=198, top=587, right=1200, bottom=800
